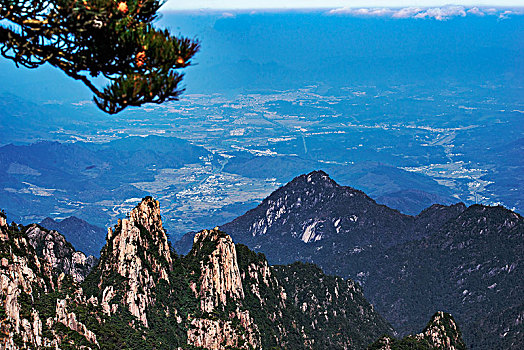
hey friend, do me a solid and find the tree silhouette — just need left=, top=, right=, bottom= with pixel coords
left=0, top=0, right=199, bottom=114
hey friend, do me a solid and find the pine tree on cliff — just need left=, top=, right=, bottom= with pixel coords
left=0, top=0, right=199, bottom=114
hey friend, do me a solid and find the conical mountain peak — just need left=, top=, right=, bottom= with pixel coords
left=103, top=197, right=173, bottom=277
left=287, top=170, right=339, bottom=191
left=94, top=197, right=174, bottom=327
left=128, top=196, right=165, bottom=235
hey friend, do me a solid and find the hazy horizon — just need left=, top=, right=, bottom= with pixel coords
left=162, top=1, right=524, bottom=11
left=1, top=11, right=522, bottom=229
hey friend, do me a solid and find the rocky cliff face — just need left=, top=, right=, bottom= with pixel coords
left=369, top=311, right=467, bottom=350
left=53, top=297, right=99, bottom=346
left=0, top=212, right=99, bottom=349
left=419, top=312, right=466, bottom=349
left=0, top=220, right=50, bottom=349
left=0, top=197, right=467, bottom=349
left=93, top=197, right=173, bottom=327
left=26, top=224, right=97, bottom=282
left=191, top=229, right=245, bottom=313
left=187, top=317, right=258, bottom=350
left=356, top=205, right=523, bottom=349
left=185, top=228, right=261, bottom=349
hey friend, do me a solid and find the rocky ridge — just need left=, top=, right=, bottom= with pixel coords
left=0, top=210, right=100, bottom=349
left=0, top=198, right=467, bottom=349
left=26, top=224, right=97, bottom=282
left=0, top=217, right=50, bottom=349
left=175, top=171, right=466, bottom=269
left=187, top=171, right=522, bottom=349
left=39, top=216, right=106, bottom=257
left=369, top=311, right=467, bottom=349
left=221, top=170, right=415, bottom=248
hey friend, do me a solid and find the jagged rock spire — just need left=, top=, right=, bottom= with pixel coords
left=419, top=311, right=466, bottom=350
left=25, top=225, right=97, bottom=283
left=104, top=196, right=172, bottom=279
left=96, top=197, right=174, bottom=327
left=192, top=228, right=245, bottom=313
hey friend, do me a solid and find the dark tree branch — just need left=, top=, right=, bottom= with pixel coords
left=0, top=0, right=199, bottom=114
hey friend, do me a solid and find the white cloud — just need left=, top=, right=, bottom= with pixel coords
left=413, top=6, right=467, bottom=20
left=329, top=7, right=394, bottom=16
left=392, top=7, right=424, bottom=18
left=162, top=2, right=524, bottom=11
left=327, top=6, right=521, bottom=21
left=467, top=7, right=485, bottom=16
left=498, top=10, right=514, bottom=19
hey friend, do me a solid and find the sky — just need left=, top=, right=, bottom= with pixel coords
left=163, top=0, right=524, bottom=10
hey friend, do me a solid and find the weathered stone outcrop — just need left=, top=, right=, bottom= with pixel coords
left=188, top=315, right=259, bottom=350
left=369, top=311, right=467, bottom=350
left=418, top=312, right=466, bottom=350
left=193, top=228, right=244, bottom=313
left=0, top=220, right=53, bottom=349
left=96, top=197, right=173, bottom=327
left=26, top=224, right=97, bottom=283
left=186, top=228, right=262, bottom=349
left=53, top=297, right=99, bottom=347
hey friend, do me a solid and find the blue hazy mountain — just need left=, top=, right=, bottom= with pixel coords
left=0, top=137, right=458, bottom=238
left=0, top=136, right=214, bottom=230
left=39, top=216, right=106, bottom=257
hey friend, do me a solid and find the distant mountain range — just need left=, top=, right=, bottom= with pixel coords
left=1, top=198, right=465, bottom=349
left=0, top=137, right=461, bottom=238
left=176, top=170, right=465, bottom=259
left=39, top=216, right=106, bottom=257
left=176, top=170, right=523, bottom=349
left=0, top=136, right=214, bottom=228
